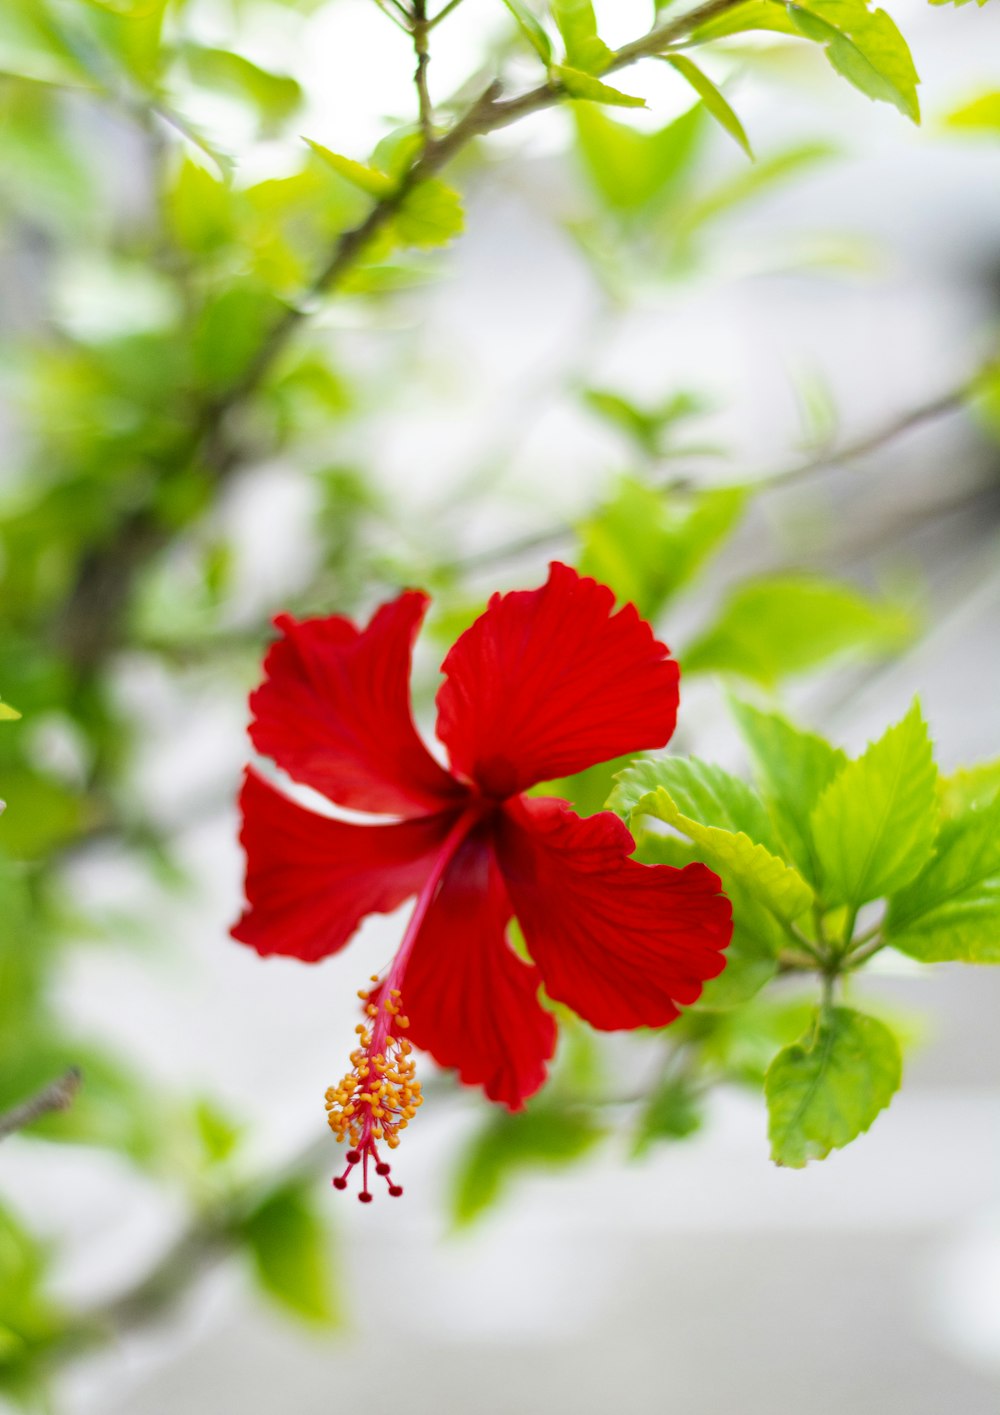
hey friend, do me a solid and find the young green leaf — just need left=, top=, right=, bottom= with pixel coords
left=613, top=759, right=814, bottom=922
left=683, top=574, right=912, bottom=686
left=551, top=65, right=646, bottom=108
left=788, top=0, right=920, bottom=124
left=765, top=1006, right=902, bottom=1166
left=577, top=479, right=745, bottom=621
left=663, top=55, right=753, bottom=158
left=304, top=140, right=395, bottom=197
left=938, top=758, right=1000, bottom=818
left=730, top=699, right=847, bottom=886
left=810, top=700, right=938, bottom=909
left=573, top=102, right=703, bottom=212
left=885, top=793, right=1000, bottom=962
left=393, top=179, right=465, bottom=249
left=242, top=1185, right=339, bottom=1324
left=500, top=0, right=553, bottom=62
left=551, top=0, right=611, bottom=73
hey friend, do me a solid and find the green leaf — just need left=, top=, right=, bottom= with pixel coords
left=663, top=55, right=753, bottom=158
left=730, top=699, right=847, bottom=886
left=787, top=0, right=920, bottom=124
left=683, top=574, right=913, bottom=686
left=166, top=158, right=232, bottom=254
left=452, top=1102, right=603, bottom=1226
left=613, top=758, right=814, bottom=921
left=576, top=478, right=746, bottom=620
left=192, top=1099, right=244, bottom=1167
left=180, top=45, right=302, bottom=130
left=393, top=179, right=464, bottom=249
left=573, top=102, right=703, bottom=212
left=699, top=881, right=783, bottom=1007
left=885, top=793, right=1000, bottom=962
left=690, top=1, right=800, bottom=42
left=242, top=1185, right=339, bottom=1325
left=304, top=140, right=395, bottom=197
left=500, top=0, right=553, bottom=62
left=632, top=1073, right=702, bottom=1155
left=810, top=700, right=938, bottom=909
left=551, top=0, right=611, bottom=73
left=938, top=758, right=1000, bottom=818
left=766, top=1006, right=902, bottom=1165
left=551, top=64, right=645, bottom=108
left=0, top=703, right=20, bottom=722
left=946, top=92, right=1000, bottom=133
left=191, top=284, right=286, bottom=393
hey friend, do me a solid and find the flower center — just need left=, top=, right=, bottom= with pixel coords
left=326, top=980, right=420, bottom=1201
left=473, top=754, right=519, bottom=800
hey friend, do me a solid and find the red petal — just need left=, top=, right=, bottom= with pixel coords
left=402, top=826, right=556, bottom=1108
left=232, top=769, right=457, bottom=962
left=249, top=591, right=465, bottom=817
left=496, top=796, right=731, bottom=1030
left=435, top=562, right=679, bottom=798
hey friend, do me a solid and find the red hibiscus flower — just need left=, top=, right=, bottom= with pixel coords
left=233, top=562, right=731, bottom=1200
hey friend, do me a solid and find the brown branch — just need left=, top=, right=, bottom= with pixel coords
left=53, top=0, right=749, bottom=674
left=0, top=1067, right=82, bottom=1141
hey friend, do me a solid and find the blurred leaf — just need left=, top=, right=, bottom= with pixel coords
left=573, top=102, right=703, bottom=212
left=945, top=91, right=1000, bottom=132
left=180, top=45, right=301, bottom=130
left=242, top=1184, right=339, bottom=1325
left=452, top=1101, right=603, bottom=1225
left=673, top=141, right=838, bottom=249
left=552, top=0, right=611, bottom=73
left=787, top=1, right=920, bottom=123
left=304, top=140, right=395, bottom=196
left=683, top=574, right=913, bottom=685
left=166, top=158, right=233, bottom=253
left=501, top=0, right=552, bottom=62
left=0, top=768, right=84, bottom=860
left=577, top=478, right=746, bottom=620
left=765, top=1006, right=902, bottom=1166
left=938, top=758, right=1000, bottom=818
left=393, top=179, right=465, bottom=249
left=0, top=703, right=21, bottom=722
left=581, top=386, right=706, bottom=454
left=553, top=64, right=645, bottom=107
left=885, top=792, right=1000, bottom=963
left=730, top=699, right=847, bottom=886
left=632, top=1072, right=702, bottom=1155
left=811, top=700, right=938, bottom=910
left=0, top=1202, right=64, bottom=1409
left=663, top=55, right=753, bottom=158
left=192, top=1099, right=244, bottom=1167
left=191, top=284, right=286, bottom=393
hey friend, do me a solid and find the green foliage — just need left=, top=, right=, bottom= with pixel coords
left=885, top=792, right=1000, bottom=962
left=787, top=2, right=920, bottom=123
left=552, top=64, right=646, bottom=108
left=0, top=1202, right=66, bottom=1409
left=576, top=479, right=746, bottom=620
left=501, top=0, right=553, bottom=63
left=810, top=700, right=938, bottom=908
left=632, top=1072, right=703, bottom=1155
left=730, top=700, right=847, bottom=886
left=765, top=1006, right=902, bottom=1166
left=241, top=1184, right=339, bottom=1325
left=662, top=55, right=753, bottom=158
left=452, top=1101, right=604, bottom=1225
left=572, top=103, right=704, bottom=213
left=551, top=0, right=611, bottom=73
left=683, top=574, right=913, bottom=685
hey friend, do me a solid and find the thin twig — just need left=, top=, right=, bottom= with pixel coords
left=428, top=0, right=465, bottom=29
left=0, top=1068, right=82, bottom=1141
left=413, top=0, right=433, bottom=140
left=446, top=371, right=977, bottom=575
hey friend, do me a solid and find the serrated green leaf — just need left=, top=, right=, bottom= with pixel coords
left=304, top=140, right=395, bottom=197
left=552, top=64, right=646, bottom=107
left=730, top=700, right=847, bottom=886
left=683, top=574, right=912, bottom=686
left=452, top=1102, right=603, bottom=1225
left=788, top=0, right=920, bottom=124
left=552, top=0, right=611, bottom=73
left=810, top=700, right=938, bottom=909
left=938, top=758, right=1000, bottom=818
left=885, top=793, right=1000, bottom=962
left=242, top=1185, right=339, bottom=1325
left=766, top=1006, right=901, bottom=1165
left=500, top=0, right=553, bottom=62
left=663, top=55, right=753, bottom=158
left=615, top=759, right=814, bottom=921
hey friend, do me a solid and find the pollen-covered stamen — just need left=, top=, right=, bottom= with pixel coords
left=325, top=980, right=421, bottom=1201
